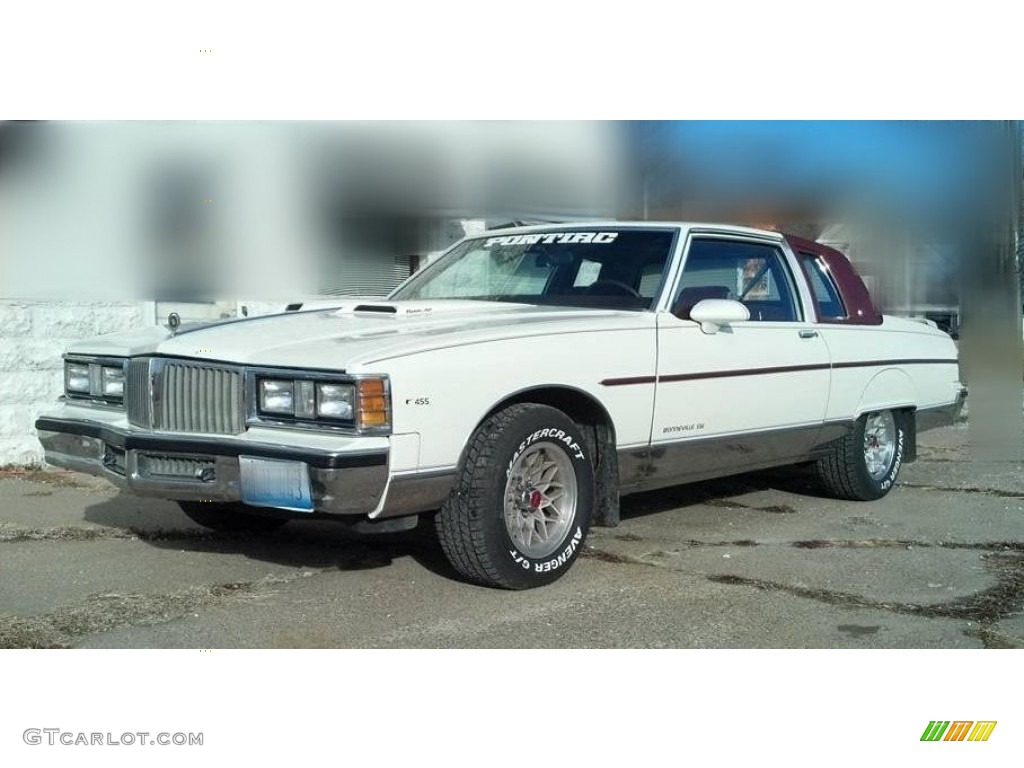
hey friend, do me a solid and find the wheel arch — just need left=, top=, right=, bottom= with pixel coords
left=853, top=369, right=918, bottom=462
left=479, top=385, right=617, bottom=440
left=463, top=385, right=622, bottom=527
left=854, top=368, right=918, bottom=419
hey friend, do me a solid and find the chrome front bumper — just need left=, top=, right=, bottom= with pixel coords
left=35, top=417, right=389, bottom=516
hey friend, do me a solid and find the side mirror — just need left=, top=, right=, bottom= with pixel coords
left=689, top=299, right=750, bottom=334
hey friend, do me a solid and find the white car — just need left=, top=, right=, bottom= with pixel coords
left=36, top=223, right=966, bottom=589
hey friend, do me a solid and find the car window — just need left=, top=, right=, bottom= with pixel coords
left=673, top=239, right=800, bottom=322
left=799, top=252, right=847, bottom=320
left=414, top=248, right=553, bottom=298
left=392, top=229, right=677, bottom=311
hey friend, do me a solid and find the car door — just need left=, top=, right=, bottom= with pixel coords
left=649, top=232, right=831, bottom=485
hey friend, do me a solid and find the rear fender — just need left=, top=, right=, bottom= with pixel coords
left=856, top=368, right=917, bottom=461
left=855, top=368, right=916, bottom=418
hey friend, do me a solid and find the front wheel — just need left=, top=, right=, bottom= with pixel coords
left=816, top=409, right=907, bottom=500
left=436, top=403, right=595, bottom=589
left=177, top=501, right=290, bottom=532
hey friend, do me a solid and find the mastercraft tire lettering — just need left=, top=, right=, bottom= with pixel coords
left=436, top=403, right=595, bottom=589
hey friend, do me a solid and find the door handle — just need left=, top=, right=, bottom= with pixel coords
left=798, top=329, right=818, bottom=339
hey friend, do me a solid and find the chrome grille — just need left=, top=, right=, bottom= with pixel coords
left=159, top=362, right=244, bottom=435
left=126, top=358, right=152, bottom=428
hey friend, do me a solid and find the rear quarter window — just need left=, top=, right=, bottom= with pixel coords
left=799, top=252, right=847, bottom=320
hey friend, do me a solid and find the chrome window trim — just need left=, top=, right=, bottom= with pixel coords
left=653, top=226, right=691, bottom=313
left=391, top=225, right=681, bottom=313
left=666, top=230, right=807, bottom=323
left=776, top=238, right=821, bottom=325
left=795, top=250, right=849, bottom=321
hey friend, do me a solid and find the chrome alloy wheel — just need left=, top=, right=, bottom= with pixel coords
left=863, top=411, right=897, bottom=481
left=503, top=442, right=578, bottom=559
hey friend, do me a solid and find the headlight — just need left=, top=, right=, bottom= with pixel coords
left=253, top=374, right=389, bottom=432
left=259, top=379, right=294, bottom=415
left=65, top=362, right=90, bottom=394
left=64, top=358, right=126, bottom=405
left=101, top=366, right=125, bottom=398
left=317, top=383, right=354, bottom=420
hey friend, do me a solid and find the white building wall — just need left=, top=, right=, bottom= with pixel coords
left=0, top=300, right=149, bottom=465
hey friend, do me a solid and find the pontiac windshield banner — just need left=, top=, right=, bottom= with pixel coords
left=484, top=232, right=620, bottom=246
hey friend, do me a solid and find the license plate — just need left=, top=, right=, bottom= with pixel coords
left=239, top=456, right=313, bottom=512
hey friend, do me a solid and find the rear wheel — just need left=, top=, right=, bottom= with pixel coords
left=436, top=403, right=595, bottom=589
left=177, top=501, right=289, bottom=532
left=816, top=409, right=906, bottom=500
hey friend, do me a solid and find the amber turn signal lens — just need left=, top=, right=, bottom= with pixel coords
left=358, top=379, right=386, bottom=397
left=359, top=410, right=389, bottom=427
left=360, top=395, right=387, bottom=412
left=356, top=377, right=390, bottom=431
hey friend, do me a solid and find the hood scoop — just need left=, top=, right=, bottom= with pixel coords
left=334, top=300, right=445, bottom=318
left=332, top=299, right=532, bottom=319
left=353, top=304, right=398, bottom=314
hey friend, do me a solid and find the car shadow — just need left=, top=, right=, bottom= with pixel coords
left=81, top=464, right=832, bottom=578
left=618, top=463, right=831, bottom=520
left=82, top=492, right=460, bottom=581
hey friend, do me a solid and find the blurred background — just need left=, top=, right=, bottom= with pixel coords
left=0, top=120, right=1021, bottom=463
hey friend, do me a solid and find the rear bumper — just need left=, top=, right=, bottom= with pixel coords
left=917, top=386, right=968, bottom=432
left=35, top=416, right=389, bottom=516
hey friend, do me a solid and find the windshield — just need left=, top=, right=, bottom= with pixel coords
left=390, top=229, right=677, bottom=310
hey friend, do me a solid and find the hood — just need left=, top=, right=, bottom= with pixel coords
left=69, top=300, right=647, bottom=370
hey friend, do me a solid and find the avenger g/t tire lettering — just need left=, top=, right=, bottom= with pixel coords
left=816, top=409, right=906, bottom=501
left=436, top=403, right=595, bottom=589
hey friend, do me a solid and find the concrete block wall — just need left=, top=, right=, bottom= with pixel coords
left=0, top=301, right=149, bottom=465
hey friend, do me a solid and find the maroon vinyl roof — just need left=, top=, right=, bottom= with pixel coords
left=785, top=234, right=883, bottom=325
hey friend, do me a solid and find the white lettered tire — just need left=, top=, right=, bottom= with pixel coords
left=436, top=403, right=595, bottom=589
left=816, top=409, right=906, bottom=501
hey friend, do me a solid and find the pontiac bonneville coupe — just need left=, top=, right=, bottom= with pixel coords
left=36, top=223, right=966, bottom=588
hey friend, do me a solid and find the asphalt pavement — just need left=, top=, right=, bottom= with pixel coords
left=1, top=418, right=1022, bottom=648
